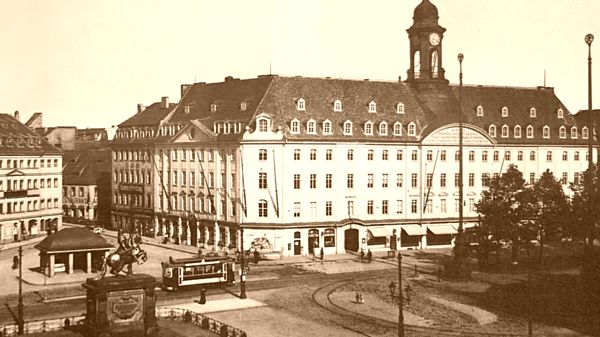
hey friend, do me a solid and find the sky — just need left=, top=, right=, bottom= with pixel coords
left=1, top=0, right=600, bottom=129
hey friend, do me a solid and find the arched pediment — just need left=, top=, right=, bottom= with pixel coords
left=422, top=124, right=495, bottom=146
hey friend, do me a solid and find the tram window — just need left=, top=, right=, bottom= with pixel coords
left=194, top=267, right=202, bottom=274
left=205, top=265, right=213, bottom=273
left=184, top=267, right=193, bottom=276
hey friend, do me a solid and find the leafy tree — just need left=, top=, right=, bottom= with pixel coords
left=532, top=169, right=569, bottom=264
left=476, top=165, right=537, bottom=264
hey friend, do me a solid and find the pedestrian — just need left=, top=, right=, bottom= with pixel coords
left=320, top=247, right=324, bottom=260
left=12, top=254, right=19, bottom=269
left=253, top=249, right=260, bottom=264
left=359, top=249, right=365, bottom=262
left=366, top=249, right=372, bottom=263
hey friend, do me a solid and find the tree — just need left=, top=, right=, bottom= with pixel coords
left=476, top=165, right=537, bottom=264
left=532, top=169, right=569, bottom=265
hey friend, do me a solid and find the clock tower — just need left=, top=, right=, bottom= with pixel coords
left=406, top=0, right=448, bottom=84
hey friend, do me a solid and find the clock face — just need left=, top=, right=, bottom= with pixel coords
left=429, top=33, right=440, bottom=46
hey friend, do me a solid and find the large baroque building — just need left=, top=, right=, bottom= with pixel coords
left=110, top=0, right=596, bottom=256
left=0, top=112, right=62, bottom=242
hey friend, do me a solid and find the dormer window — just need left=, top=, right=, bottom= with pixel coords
left=210, top=104, right=217, bottom=112
left=307, top=119, right=316, bottom=134
left=582, top=126, right=589, bottom=139
left=397, top=103, right=405, bottom=114
left=557, top=108, right=564, bottom=118
left=368, top=101, right=377, bottom=113
left=323, top=120, right=332, bottom=135
left=476, top=105, right=484, bottom=116
left=379, top=122, right=388, bottom=135
left=527, top=125, right=534, bottom=138
left=297, top=98, right=305, bottom=111
left=407, top=122, right=416, bottom=136
left=530, top=107, right=537, bottom=118
left=488, top=124, right=496, bottom=137
left=343, top=120, right=352, bottom=135
left=291, top=119, right=300, bottom=134
left=502, top=106, right=509, bottom=117
left=257, top=118, right=269, bottom=132
left=501, top=125, right=509, bottom=138
left=364, top=121, right=373, bottom=135
left=240, top=101, right=247, bottom=111
left=571, top=126, right=578, bottom=139
left=334, top=100, right=343, bottom=112
left=514, top=125, right=522, bottom=138
left=559, top=126, right=566, bottom=138
left=543, top=125, right=550, bottom=139
left=393, top=122, right=402, bottom=136
left=184, top=105, right=190, bottom=114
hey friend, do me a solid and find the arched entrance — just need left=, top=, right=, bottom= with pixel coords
left=344, top=228, right=359, bottom=252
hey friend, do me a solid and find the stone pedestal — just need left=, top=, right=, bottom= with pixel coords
left=83, top=274, right=159, bottom=337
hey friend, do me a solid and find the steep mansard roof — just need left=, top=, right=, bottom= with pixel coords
left=0, top=113, right=62, bottom=155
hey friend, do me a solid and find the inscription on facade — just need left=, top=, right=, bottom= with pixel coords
left=422, top=127, right=492, bottom=145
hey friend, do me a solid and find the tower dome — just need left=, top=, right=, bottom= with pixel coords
left=413, top=0, right=439, bottom=27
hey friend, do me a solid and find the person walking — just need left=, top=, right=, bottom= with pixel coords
left=359, top=249, right=365, bottom=262
left=320, top=247, right=324, bottom=260
left=366, top=249, right=372, bottom=263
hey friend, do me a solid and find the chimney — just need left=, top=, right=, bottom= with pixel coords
left=224, top=76, right=234, bottom=82
left=137, top=104, right=146, bottom=113
left=14, top=110, right=20, bottom=121
left=161, top=96, right=169, bottom=109
left=181, top=84, right=192, bottom=98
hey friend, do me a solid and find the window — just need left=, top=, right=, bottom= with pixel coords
left=334, top=100, right=342, bottom=112
left=310, top=149, right=317, bottom=160
left=259, top=149, right=267, bottom=161
left=294, top=149, right=301, bottom=160
left=294, top=174, right=301, bottom=189
left=502, top=106, right=508, bottom=117
left=424, top=200, right=433, bottom=213
left=489, top=125, right=496, bottom=137
left=440, top=150, right=446, bottom=161
left=562, top=151, right=568, bottom=161
left=468, top=150, right=475, bottom=162
left=211, top=103, right=217, bottom=112
left=379, top=122, right=388, bottom=135
left=557, top=108, right=564, bottom=118
left=291, top=119, right=300, bottom=134
left=367, top=174, right=374, bottom=188
left=396, top=174, right=403, bottom=187
left=583, top=127, right=589, bottom=139
left=258, top=118, right=269, bottom=132
left=293, top=202, right=301, bottom=217
left=530, top=151, right=536, bottom=161
left=297, top=98, right=305, bottom=111
left=397, top=200, right=404, bottom=214
left=382, top=150, right=388, bottom=160
left=307, top=120, right=316, bottom=134
left=367, top=149, right=374, bottom=160
left=559, top=126, right=566, bottom=139
left=575, top=151, right=580, bottom=161
left=514, top=125, right=521, bottom=138
left=173, top=170, right=178, bottom=186
left=368, top=101, right=377, bottom=113
left=411, top=173, right=418, bottom=188
left=393, top=122, right=402, bottom=136
left=482, top=173, right=490, bottom=187
left=561, top=172, right=568, bottom=185
left=343, top=121, right=352, bottom=135
left=408, top=123, right=416, bottom=136
left=530, top=107, right=537, bottom=118
left=530, top=173, right=536, bottom=185
left=382, top=200, right=389, bottom=214
left=397, top=150, right=403, bottom=160
left=427, top=150, right=433, bottom=161
left=259, top=172, right=267, bottom=189
left=348, top=201, right=354, bottom=217
left=258, top=200, right=268, bottom=217
left=455, top=150, right=460, bottom=161
left=440, top=199, right=447, bottom=213
left=482, top=151, right=488, bottom=162
left=367, top=200, right=374, bottom=214
left=476, top=105, right=484, bottom=116
left=440, top=173, right=446, bottom=187
left=364, top=122, right=373, bottom=135
left=411, top=150, right=418, bottom=161
left=501, top=125, right=509, bottom=137
left=397, top=103, right=405, bottom=114
left=543, top=126, right=550, bottom=139
left=574, top=172, right=580, bottom=185
left=323, top=120, right=332, bottom=134
left=455, top=173, right=460, bottom=187
left=426, top=173, right=433, bottom=188
left=326, top=149, right=332, bottom=160
left=469, top=173, right=475, bottom=187
left=325, top=203, right=333, bottom=217
left=505, top=151, right=511, bottom=161
left=382, top=174, right=388, bottom=187
left=411, top=200, right=418, bottom=214
left=347, top=174, right=354, bottom=188
left=326, top=174, right=332, bottom=188
left=527, top=125, right=534, bottom=138
left=571, top=127, right=578, bottom=139
left=347, top=149, right=354, bottom=160
left=547, top=151, right=553, bottom=161
left=310, top=174, right=317, bottom=189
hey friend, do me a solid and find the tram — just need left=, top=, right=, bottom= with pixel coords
left=161, top=255, right=236, bottom=291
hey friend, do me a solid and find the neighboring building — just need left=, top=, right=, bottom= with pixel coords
left=110, top=0, right=595, bottom=256
left=0, top=112, right=63, bottom=242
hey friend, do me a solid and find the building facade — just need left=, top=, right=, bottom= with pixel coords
left=110, top=0, right=596, bottom=256
left=0, top=112, right=62, bottom=242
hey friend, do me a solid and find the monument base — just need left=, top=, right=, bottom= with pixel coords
left=83, top=274, right=159, bottom=337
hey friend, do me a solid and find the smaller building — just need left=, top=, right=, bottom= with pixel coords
left=34, top=227, right=113, bottom=277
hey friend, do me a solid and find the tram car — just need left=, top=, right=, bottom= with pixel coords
left=161, top=255, right=236, bottom=291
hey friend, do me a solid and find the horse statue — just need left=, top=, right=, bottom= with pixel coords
left=96, top=231, right=148, bottom=279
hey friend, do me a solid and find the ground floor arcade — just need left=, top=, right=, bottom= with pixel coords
left=0, top=215, right=61, bottom=243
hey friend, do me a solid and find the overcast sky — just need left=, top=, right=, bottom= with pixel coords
left=1, top=0, right=599, bottom=128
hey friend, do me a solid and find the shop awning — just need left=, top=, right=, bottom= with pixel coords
left=428, top=224, right=458, bottom=235
left=367, top=226, right=390, bottom=237
left=401, top=225, right=423, bottom=236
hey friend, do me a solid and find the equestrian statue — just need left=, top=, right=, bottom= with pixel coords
left=96, top=229, right=148, bottom=279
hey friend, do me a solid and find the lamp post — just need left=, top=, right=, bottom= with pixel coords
left=397, top=253, right=404, bottom=337
left=17, top=245, right=24, bottom=335
left=239, top=226, right=247, bottom=299
left=586, top=34, right=594, bottom=170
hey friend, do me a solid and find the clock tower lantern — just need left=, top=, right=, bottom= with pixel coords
left=406, top=0, right=448, bottom=84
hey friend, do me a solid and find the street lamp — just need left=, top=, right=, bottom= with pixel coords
left=397, top=253, right=404, bottom=337
left=585, top=33, right=594, bottom=170
left=239, top=226, right=247, bottom=299
left=18, top=245, right=24, bottom=335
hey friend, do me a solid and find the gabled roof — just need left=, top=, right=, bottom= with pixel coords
left=0, top=114, right=62, bottom=155
left=63, top=149, right=112, bottom=185
left=35, top=227, right=113, bottom=253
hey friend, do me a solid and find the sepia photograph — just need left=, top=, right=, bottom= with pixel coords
left=0, top=1, right=599, bottom=336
